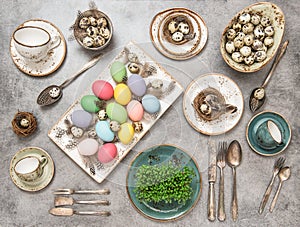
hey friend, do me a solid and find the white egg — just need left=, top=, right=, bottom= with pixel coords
left=225, top=41, right=235, bottom=54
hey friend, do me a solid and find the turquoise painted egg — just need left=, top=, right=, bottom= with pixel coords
left=142, top=94, right=161, bottom=114
left=127, top=74, right=146, bottom=97
left=106, top=102, right=128, bottom=124
left=80, top=95, right=101, bottom=113
left=95, top=121, right=115, bottom=142
left=110, top=61, right=127, bottom=83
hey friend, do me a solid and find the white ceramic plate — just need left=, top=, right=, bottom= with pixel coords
left=150, top=8, right=208, bottom=60
left=10, top=19, right=67, bottom=77
left=183, top=73, right=244, bottom=135
left=48, top=41, right=183, bottom=183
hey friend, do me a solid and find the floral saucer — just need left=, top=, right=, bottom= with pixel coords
left=10, top=19, right=67, bottom=77
left=10, top=147, right=55, bottom=192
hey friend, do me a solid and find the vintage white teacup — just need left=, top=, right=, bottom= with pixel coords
left=13, top=26, right=61, bottom=62
left=14, top=155, right=48, bottom=182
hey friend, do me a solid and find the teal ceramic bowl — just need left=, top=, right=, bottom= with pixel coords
left=246, top=111, right=291, bottom=156
left=126, top=144, right=201, bottom=222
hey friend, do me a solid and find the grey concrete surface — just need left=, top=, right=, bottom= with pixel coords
left=0, top=0, right=299, bottom=226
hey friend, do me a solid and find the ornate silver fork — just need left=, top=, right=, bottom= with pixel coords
left=53, top=188, right=110, bottom=195
left=258, top=157, right=285, bottom=214
left=217, top=141, right=227, bottom=221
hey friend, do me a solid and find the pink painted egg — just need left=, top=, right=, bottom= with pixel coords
left=97, top=143, right=117, bottom=163
left=127, top=100, right=144, bottom=121
left=92, top=80, right=114, bottom=100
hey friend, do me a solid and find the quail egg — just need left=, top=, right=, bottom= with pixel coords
left=79, top=17, right=90, bottom=29
left=244, top=34, right=254, bottom=46
left=97, top=109, right=108, bottom=120
left=255, top=50, right=267, bottom=62
left=251, top=14, right=261, bottom=25
left=88, top=16, right=97, bottom=26
left=168, top=20, right=179, bottom=34
left=110, top=121, right=121, bottom=132
left=128, top=62, right=140, bottom=73
left=264, top=37, right=274, bottom=47
left=20, top=118, right=30, bottom=128
left=244, top=53, right=255, bottom=65
left=240, top=46, right=252, bottom=57
left=132, top=122, right=143, bottom=133
left=232, top=52, right=244, bottom=63
left=254, top=25, right=265, bottom=40
left=97, top=17, right=108, bottom=28
left=82, top=36, right=94, bottom=47
left=94, top=35, right=105, bottom=47
left=70, top=126, right=84, bottom=138
left=232, top=22, right=242, bottom=32
left=242, top=23, right=254, bottom=34
left=239, top=13, right=251, bottom=24
left=49, top=87, right=61, bottom=98
left=252, top=39, right=263, bottom=51
left=254, top=88, right=265, bottom=100
left=264, top=26, right=275, bottom=37
left=178, top=22, right=189, bottom=35
left=86, top=26, right=99, bottom=38
left=236, top=32, right=246, bottom=40
left=225, top=41, right=235, bottom=54
left=226, top=29, right=236, bottom=40
left=172, top=31, right=184, bottom=42
left=200, top=103, right=211, bottom=115
left=233, top=37, right=244, bottom=49
left=99, top=27, right=110, bottom=39
left=260, top=16, right=271, bottom=27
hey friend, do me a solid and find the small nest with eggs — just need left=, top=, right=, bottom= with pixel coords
left=11, top=111, right=37, bottom=137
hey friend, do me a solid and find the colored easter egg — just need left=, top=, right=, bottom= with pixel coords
left=97, top=143, right=117, bottom=163
left=127, top=100, right=144, bottom=121
left=92, top=80, right=114, bottom=100
left=106, top=102, right=128, bottom=124
left=114, top=84, right=131, bottom=105
left=110, top=61, right=127, bottom=83
left=81, top=95, right=101, bottom=113
left=71, top=110, right=93, bottom=128
left=127, top=74, right=146, bottom=97
left=118, top=123, right=134, bottom=145
left=78, top=138, right=99, bottom=156
left=95, top=121, right=115, bottom=142
left=142, top=94, right=161, bottom=114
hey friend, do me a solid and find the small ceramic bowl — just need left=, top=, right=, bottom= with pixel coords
left=220, top=2, right=285, bottom=73
left=73, top=9, right=113, bottom=51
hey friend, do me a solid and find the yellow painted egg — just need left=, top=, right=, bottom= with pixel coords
left=118, top=123, right=134, bottom=145
left=114, top=84, right=132, bottom=105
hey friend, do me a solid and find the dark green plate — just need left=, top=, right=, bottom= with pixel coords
left=126, top=144, right=201, bottom=222
left=246, top=111, right=291, bottom=156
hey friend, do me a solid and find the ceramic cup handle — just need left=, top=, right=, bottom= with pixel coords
left=48, top=35, right=61, bottom=52
left=40, top=155, right=48, bottom=169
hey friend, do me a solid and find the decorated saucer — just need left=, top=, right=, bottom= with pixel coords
left=10, top=147, right=55, bottom=192
left=10, top=19, right=67, bottom=77
left=246, top=111, right=291, bottom=156
left=150, top=8, right=208, bottom=60
left=183, top=73, right=244, bottom=135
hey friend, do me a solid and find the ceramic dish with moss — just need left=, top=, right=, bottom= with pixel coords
left=220, top=2, right=285, bottom=73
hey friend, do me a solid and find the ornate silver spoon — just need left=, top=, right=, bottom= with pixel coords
left=37, top=53, right=102, bottom=106
left=249, top=40, right=289, bottom=112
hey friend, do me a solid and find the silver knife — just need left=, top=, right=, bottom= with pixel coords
left=208, top=141, right=217, bottom=221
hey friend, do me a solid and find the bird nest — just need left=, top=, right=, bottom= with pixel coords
left=11, top=111, right=37, bottom=137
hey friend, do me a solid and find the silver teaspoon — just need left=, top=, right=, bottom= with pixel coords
left=249, top=40, right=289, bottom=112
left=37, top=53, right=103, bottom=106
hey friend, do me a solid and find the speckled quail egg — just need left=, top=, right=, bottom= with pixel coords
left=240, top=46, right=252, bottom=57
left=49, top=87, right=61, bottom=98
left=70, top=126, right=84, bottom=138
left=254, top=25, right=265, bottom=40
left=172, top=31, right=184, bottom=42
left=94, top=36, right=106, bottom=47
left=254, top=88, right=265, bottom=100
left=239, top=13, right=251, bottom=24
left=244, top=34, right=254, bottom=46
left=88, top=16, right=97, bottom=26
left=232, top=52, right=244, bottom=63
left=260, top=16, right=271, bottom=27
left=20, top=118, right=30, bottom=128
left=86, top=26, right=99, bottom=38
left=110, top=121, right=121, bottom=132
left=232, top=22, right=242, bottom=32
left=178, top=22, right=189, bottom=35
left=99, top=27, right=110, bottom=39
left=82, top=36, right=94, bottom=47
left=132, top=122, right=143, bottom=133
left=264, top=37, right=274, bottom=47
left=225, top=41, right=235, bottom=54
left=233, top=37, right=244, bottom=49
left=252, top=39, right=263, bottom=51
left=236, top=32, right=246, bottom=40
left=226, top=29, right=236, bottom=40
left=244, top=53, right=255, bottom=65
left=200, top=103, right=212, bottom=115
left=128, top=62, right=140, bottom=73
left=168, top=20, right=179, bottom=34
left=251, top=14, right=261, bottom=25
left=255, top=50, right=267, bottom=62
left=97, top=109, right=108, bottom=120
left=97, top=17, right=108, bottom=28
left=79, top=17, right=90, bottom=29
left=264, top=26, right=275, bottom=37
left=242, top=23, right=254, bottom=34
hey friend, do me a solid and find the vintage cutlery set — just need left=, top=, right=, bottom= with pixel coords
left=8, top=1, right=293, bottom=222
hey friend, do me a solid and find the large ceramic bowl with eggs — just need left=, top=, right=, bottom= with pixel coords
left=220, top=2, right=285, bottom=73
left=73, top=9, right=113, bottom=51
